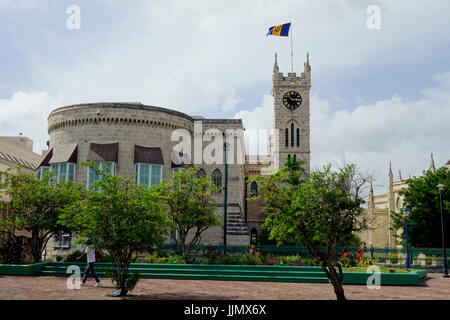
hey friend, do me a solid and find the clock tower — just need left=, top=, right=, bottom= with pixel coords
left=271, top=52, right=311, bottom=172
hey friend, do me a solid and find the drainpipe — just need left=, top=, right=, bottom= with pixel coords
left=244, top=177, right=248, bottom=223
left=223, top=142, right=228, bottom=246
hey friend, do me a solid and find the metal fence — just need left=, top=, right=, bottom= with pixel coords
left=161, top=244, right=449, bottom=271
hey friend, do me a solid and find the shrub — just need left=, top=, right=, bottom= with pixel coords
left=202, top=247, right=236, bottom=265
left=264, top=253, right=276, bottom=266
left=339, top=256, right=351, bottom=268
left=288, top=260, right=306, bottom=267
left=302, top=258, right=321, bottom=267
left=239, top=252, right=263, bottom=265
left=56, top=255, right=63, bottom=262
left=203, top=247, right=224, bottom=264
left=64, top=250, right=84, bottom=262
left=167, top=255, right=186, bottom=264
left=145, top=255, right=167, bottom=264
left=425, top=255, right=432, bottom=266
left=217, top=254, right=235, bottom=265
left=389, top=254, right=399, bottom=264
left=356, top=257, right=369, bottom=268
left=98, top=253, right=112, bottom=262
left=145, top=254, right=186, bottom=264
left=107, top=268, right=140, bottom=294
left=275, top=255, right=302, bottom=265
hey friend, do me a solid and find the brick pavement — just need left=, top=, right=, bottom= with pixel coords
left=0, top=273, right=449, bottom=300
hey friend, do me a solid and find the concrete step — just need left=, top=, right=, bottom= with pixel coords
left=227, top=231, right=250, bottom=235
left=227, top=226, right=248, bottom=231
left=227, top=222, right=247, bottom=227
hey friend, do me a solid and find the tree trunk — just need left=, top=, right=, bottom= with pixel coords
left=330, top=280, right=346, bottom=301
left=31, top=231, right=43, bottom=263
left=322, top=263, right=347, bottom=300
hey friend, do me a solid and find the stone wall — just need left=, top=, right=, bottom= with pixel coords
left=43, top=103, right=248, bottom=259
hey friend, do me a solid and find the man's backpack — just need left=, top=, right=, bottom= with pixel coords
left=95, top=249, right=101, bottom=263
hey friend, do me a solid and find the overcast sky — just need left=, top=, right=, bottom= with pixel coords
left=0, top=0, right=449, bottom=194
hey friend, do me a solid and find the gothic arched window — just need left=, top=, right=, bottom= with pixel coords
left=296, top=128, right=300, bottom=147
left=196, top=169, right=206, bottom=178
left=285, top=128, right=289, bottom=147
left=291, top=123, right=294, bottom=147
left=250, top=181, right=258, bottom=197
left=212, top=169, right=222, bottom=189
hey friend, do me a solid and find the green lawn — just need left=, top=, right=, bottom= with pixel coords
left=343, top=267, right=411, bottom=273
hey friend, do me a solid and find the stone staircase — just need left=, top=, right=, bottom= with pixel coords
left=226, top=212, right=250, bottom=245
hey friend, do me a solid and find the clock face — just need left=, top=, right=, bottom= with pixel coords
left=283, top=90, right=302, bottom=110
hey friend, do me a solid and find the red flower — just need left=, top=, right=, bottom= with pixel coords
left=356, top=253, right=363, bottom=260
left=358, top=248, right=363, bottom=253
left=342, top=252, right=348, bottom=258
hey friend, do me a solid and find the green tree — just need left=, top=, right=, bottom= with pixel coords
left=0, top=166, right=83, bottom=263
left=253, top=159, right=367, bottom=300
left=155, top=167, right=220, bottom=258
left=391, top=167, right=449, bottom=248
left=61, top=162, right=169, bottom=296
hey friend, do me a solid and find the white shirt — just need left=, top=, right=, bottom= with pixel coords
left=85, top=247, right=96, bottom=263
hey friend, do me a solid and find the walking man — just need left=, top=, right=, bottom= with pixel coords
left=77, top=238, right=101, bottom=287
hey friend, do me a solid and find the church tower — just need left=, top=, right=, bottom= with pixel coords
left=271, top=52, right=311, bottom=172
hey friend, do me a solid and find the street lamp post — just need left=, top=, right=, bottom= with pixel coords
left=403, top=205, right=411, bottom=269
left=437, top=183, right=449, bottom=278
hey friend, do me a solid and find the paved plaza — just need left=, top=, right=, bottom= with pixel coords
left=0, top=273, right=449, bottom=300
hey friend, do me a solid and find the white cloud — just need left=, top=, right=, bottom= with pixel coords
left=234, top=72, right=450, bottom=193
left=1, top=0, right=450, bottom=193
left=4, top=0, right=449, bottom=117
left=0, top=91, right=63, bottom=153
left=234, top=94, right=273, bottom=155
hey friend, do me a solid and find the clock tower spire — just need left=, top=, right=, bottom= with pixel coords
left=271, top=52, right=311, bottom=172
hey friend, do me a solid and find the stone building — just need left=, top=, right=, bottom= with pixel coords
left=39, top=54, right=312, bottom=259
left=359, top=153, right=447, bottom=248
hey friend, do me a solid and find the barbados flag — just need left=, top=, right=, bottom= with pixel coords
left=266, top=23, right=291, bottom=37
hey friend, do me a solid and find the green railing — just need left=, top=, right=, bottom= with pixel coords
left=161, top=244, right=450, bottom=271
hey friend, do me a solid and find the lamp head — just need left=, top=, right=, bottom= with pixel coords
left=437, top=183, right=445, bottom=192
left=403, top=205, right=411, bottom=217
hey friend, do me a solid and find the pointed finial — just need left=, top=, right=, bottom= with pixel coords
left=273, top=52, right=279, bottom=73
left=304, top=52, right=311, bottom=73
left=430, top=152, right=436, bottom=172
left=368, top=181, right=375, bottom=209
left=388, top=162, right=393, bottom=185
left=398, top=169, right=403, bottom=181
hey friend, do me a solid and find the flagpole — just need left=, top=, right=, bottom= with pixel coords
left=290, top=21, right=293, bottom=72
